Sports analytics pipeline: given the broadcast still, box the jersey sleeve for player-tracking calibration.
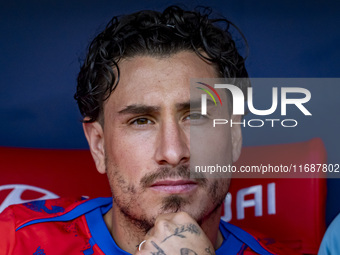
[0,207,16,255]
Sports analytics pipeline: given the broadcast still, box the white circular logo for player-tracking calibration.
[0,184,59,213]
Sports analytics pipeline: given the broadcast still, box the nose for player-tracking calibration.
[154,119,190,167]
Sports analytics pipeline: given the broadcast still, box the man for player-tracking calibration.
[0,6,294,255]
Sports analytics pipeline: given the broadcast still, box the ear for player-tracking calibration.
[83,121,106,174]
[231,115,243,163]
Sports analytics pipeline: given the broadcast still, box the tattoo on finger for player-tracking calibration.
[205,246,215,255]
[150,241,166,255]
[180,248,198,255]
[162,223,200,243]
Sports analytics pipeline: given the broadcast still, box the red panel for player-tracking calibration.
[0,147,111,199]
[227,138,327,254]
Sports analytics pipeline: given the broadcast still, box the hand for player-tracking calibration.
[134,212,215,255]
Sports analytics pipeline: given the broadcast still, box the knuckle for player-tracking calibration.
[154,216,169,226]
[175,211,191,219]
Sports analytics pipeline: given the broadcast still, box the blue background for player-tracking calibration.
[1,0,340,225]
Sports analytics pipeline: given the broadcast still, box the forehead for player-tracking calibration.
[104,51,219,111]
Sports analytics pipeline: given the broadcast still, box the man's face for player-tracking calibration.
[85,51,242,231]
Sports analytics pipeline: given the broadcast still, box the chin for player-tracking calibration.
[157,194,215,223]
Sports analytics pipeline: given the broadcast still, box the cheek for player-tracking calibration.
[104,130,157,188]
[209,178,230,200]
[210,125,232,153]
[107,168,137,196]
[191,124,233,170]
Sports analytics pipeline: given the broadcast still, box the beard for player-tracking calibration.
[106,161,230,234]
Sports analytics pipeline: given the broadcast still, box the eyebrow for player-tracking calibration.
[118,99,215,115]
[175,99,214,111]
[189,99,216,109]
[118,104,161,115]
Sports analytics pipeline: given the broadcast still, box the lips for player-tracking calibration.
[150,179,198,193]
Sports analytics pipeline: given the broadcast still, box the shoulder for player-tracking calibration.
[0,197,86,226]
[0,196,113,230]
[318,213,340,255]
[219,220,301,255]
[0,197,112,255]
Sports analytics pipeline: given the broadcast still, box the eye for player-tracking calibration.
[130,118,153,126]
[185,113,206,120]
[189,113,203,120]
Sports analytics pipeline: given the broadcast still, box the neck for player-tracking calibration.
[103,200,224,254]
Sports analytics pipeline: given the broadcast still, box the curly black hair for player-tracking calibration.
[75,5,249,123]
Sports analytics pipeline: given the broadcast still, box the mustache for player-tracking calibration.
[140,164,207,188]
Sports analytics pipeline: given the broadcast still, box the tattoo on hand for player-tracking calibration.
[205,246,214,255]
[180,248,197,255]
[162,223,200,243]
[150,241,166,255]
